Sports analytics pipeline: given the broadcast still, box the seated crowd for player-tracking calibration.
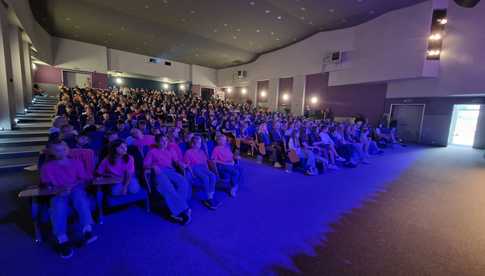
[38,85,399,258]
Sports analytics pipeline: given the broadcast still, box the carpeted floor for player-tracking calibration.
[0,146,483,275]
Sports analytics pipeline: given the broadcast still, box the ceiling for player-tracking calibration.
[30,0,427,69]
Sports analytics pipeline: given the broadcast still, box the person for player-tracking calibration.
[144,135,192,225]
[184,136,219,210]
[39,140,97,259]
[211,134,241,197]
[96,140,140,195]
[288,130,318,175]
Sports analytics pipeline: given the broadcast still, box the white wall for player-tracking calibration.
[108,49,191,81]
[54,38,108,73]
[387,0,485,98]
[191,65,217,87]
[217,1,433,88]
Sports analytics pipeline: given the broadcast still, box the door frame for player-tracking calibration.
[447,104,481,146]
[389,103,426,143]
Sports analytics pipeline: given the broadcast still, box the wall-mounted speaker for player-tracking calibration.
[454,0,480,8]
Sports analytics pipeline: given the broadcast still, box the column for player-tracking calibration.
[267,78,279,112]
[291,75,306,116]
[248,81,257,107]
[8,25,25,113]
[0,5,15,129]
[22,41,33,104]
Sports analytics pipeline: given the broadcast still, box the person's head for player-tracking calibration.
[108,139,129,164]
[76,132,89,146]
[190,136,202,149]
[106,131,119,142]
[155,134,168,149]
[47,140,70,160]
[216,134,227,146]
[130,128,143,139]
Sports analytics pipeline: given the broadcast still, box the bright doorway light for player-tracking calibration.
[449,104,480,146]
[115,77,123,85]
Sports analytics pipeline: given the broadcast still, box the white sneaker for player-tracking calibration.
[274,162,283,168]
[336,156,346,162]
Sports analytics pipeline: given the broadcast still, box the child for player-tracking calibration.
[40,140,97,259]
[184,136,219,210]
[211,135,241,197]
[96,140,140,195]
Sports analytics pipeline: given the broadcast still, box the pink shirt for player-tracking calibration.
[168,142,183,162]
[133,135,155,152]
[96,155,135,178]
[211,145,234,163]
[40,158,87,188]
[144,148,175,169]
[184,148,208,167]
[69,148,95,180]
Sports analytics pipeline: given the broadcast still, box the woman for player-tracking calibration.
[184,136,219,210]
[211,134,241,197]
[288,130,318,175]
[96,140,140,195]
[144,135,192,225]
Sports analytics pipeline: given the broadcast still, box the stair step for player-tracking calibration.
[25,110,55,115]
[30,104,56,108]
[14,123,51,130]
[0,145,44,159]
[28,107,55,111]
[16,114,53,118]
[0,137,48,147]
[0,156,38,172]
[17,118,52,123]
[0,130,48,138]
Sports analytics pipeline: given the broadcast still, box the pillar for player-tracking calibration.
[268,78,279,112]
[22,41,33,104]
[8,25,25,113]
[291,75,306,116]
[0,5,15,129]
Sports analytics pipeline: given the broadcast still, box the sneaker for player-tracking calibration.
[274,162,283,168]
[170,214,184,223]
[229,186,238,198]
[336,156,346,162]
[328,164,339,170]
[202,199,220,210]
[58,242,74,259]
[83,231,98,245]
[180,211,192,226]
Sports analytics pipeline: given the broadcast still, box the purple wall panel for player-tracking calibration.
[33,65,62,84]
[92,72,108,89]
[257,80,269,104]
[278,77,293,108]
[305,73,387,124]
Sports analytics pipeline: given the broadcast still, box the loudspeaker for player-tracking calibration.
[454,0,480,8]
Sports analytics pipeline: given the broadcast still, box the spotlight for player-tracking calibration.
[427,49,441,56]
[282,93,290,101]
[241,88,247,95]
[429,33,442,41]
[179,84,186,90]
[115,77,123,85]
[260,90,267,97]
[438,18,448,25]
[310,96,318,104]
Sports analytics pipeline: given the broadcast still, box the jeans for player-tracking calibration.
[154,168,191,216]
[111,177,141,195]
[49,186,93,241]
[216,164,241,189]
[298,149,316,169]
[192,165,216,199]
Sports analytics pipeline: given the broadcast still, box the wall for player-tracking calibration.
[33,64,62,84]
[92,72,108,89]
[108,49,191,81]
[278,77,293,110]
[191,65,217,87]
[54,38,108,73]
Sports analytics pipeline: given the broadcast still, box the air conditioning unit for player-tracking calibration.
[146,57,162,64]
[234,70,247,80]
[324,51,343,65]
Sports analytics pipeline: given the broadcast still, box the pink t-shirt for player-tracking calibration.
[144,148,175,169]
[96,155,135,178]
[133,135,155,152]
[40,158,87,188]
[211,145,234,163]
[168,142,183,162]
[184,148,208,167]
[69,148,95,180]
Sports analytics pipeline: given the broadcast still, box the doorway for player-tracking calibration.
[448,104,480,146]
[390,104,425,143]
[63,71,92,88]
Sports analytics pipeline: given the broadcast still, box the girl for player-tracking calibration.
[211,134,241,197]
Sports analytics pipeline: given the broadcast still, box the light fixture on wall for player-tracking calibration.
[162,83,170,90]
[179,84,186,90]
[429,33,442,41]
[282,93,290,101]
[260,90,267,97]
[310,96,318,104]
[32,63,37,70]
[427,49,441,57]
[115,77,123,85]
[438,18,448,25]
[227,87,233,93]
[241,88,248,95]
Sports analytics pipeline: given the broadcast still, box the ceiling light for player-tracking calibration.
[329,9,335,13]
[429,33,442,41]
[249,1,255,6]
[145,5,149,9]
[277,16,283,20]
[213,29,218,32]
[369,10,375,14]
[65,17,71,21]
[115,77,123,85]
[241,88,248,95]
[265,10,271,14]
[256,29,261,32]
[300,7,306,11]
[438,18,448,25]
[427,49,441,57]
[282,93,290,101]
[233,36,237,39]
[310,96,318,104]
[260,90,267,97]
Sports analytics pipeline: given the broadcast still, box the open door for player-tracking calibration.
[390,104,425,143]
[448,105,480,146]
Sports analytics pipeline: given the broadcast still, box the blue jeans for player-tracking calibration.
[154,168,191,216]
[111,177,141,195]
[192,165,216,199]
[216,164,241,189]
[49,186,93,241]
[298,149,316,169]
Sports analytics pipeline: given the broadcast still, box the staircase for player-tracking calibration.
[0,96,57,171]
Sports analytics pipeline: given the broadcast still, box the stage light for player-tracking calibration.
[429,33,442,41]
[162,83,169,89]
[115,77,123,85]
[282,93,290,101]
[241,88,247,95]
[310,96,318,104]
[260,90,267,97]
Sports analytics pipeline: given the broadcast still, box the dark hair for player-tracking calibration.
[190,136,201,147]
[108,139,129,165]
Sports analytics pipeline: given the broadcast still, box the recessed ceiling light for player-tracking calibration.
[213,29,218,32]
[233,36,237,39]
[236,28,241,32]
[65,17,71,21]
[276,38,280,41]
[300,7,306,11]
[224,23,228,27]
[329,9,335,13]
[277,15,283,20]
[256,29,261,32]
[145,4,149,9]
[308,21,314,25]
[300,16,305,20]
[369,10,375,14]
[162,0,168,3]
[190,10,196,14]
[270,31,275,35]
[249,1,255,6]
[265,10,271,14]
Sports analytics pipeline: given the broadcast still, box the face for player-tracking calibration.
[78,135,89,145]
[192,138,202,149]
[108,133,119,142]
[50,143,69,160]
[116,143,127,155]
[159,137,168,149]
[217,136,227,146]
